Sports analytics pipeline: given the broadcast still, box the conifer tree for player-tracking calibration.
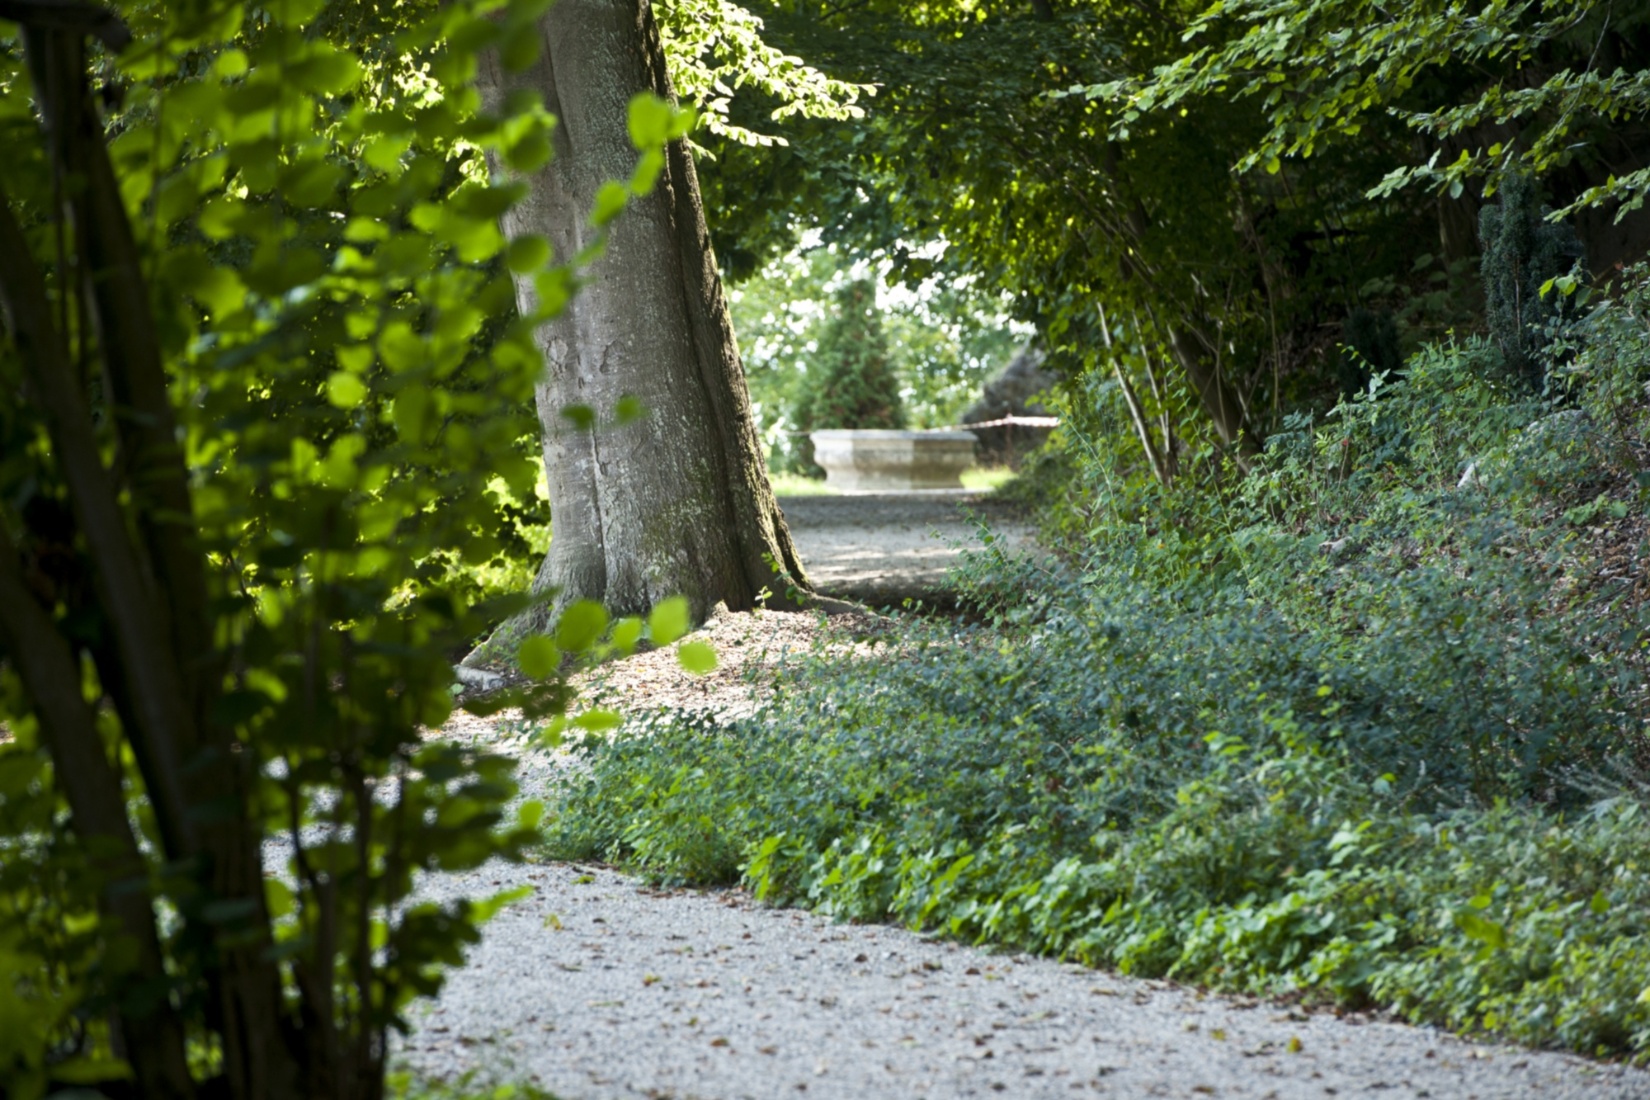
[792,279,906,471]
[1479,175,1583,391]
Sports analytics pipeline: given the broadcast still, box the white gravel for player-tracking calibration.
[781,491,1040,605]
[389,746,1650,1100]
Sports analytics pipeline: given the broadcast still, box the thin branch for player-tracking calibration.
[1098,301,1171,487]
[0,528,196,1100]
[0,183,198,862]
[24,22,216,736]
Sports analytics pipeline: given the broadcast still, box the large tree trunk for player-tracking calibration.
[474,0,813,645]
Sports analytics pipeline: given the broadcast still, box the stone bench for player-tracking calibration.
[809,429,978,491]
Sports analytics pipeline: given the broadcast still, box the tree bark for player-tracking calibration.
[1165,321,1254,458]
[5,17,297,1098]
[474,0,814,641]
[0,525,195,1100]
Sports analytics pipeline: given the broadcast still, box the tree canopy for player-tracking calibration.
[696,0,1650,468]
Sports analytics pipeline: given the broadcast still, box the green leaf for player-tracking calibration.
[501,29,541,72]
[1454,910,1507,949]
[504,128,553,173]
[337,344,373,374]
[379,323,427,373]
[518,636,561,680]
[326,372,368,409]
[391,387,431,442]
[214,48,249,78]
[287,46,362,96]
[506,235,551,274]
[649,596,691,645]
[560,404,596,430]
[265,879,296,920]
[361,134,410,174]
[591,180,629,227]
[534,717,568,750]
[629,148,665,195]
[190,265,248,318]
[614,395,646,424]
[556,600,609,652]
[517,800,545,830]
[533,267,576,318]
[627,94,677,148]
[677,640,717,675]
[610,616,644,653]
[471,885,533,923]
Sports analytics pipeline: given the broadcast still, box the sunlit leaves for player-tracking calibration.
[629,148,665,194]
[648,596,692,646]
[590,180,630,226]
[610,616,645,653]
[282,42,361,96]
[1114,0,1650,216]
[656,0,872,146]
[506,235,551,273]
[677,640,718,674]
[325,372,368,409]
[518,636,562,679]
[0,0,615,1084]
[555,601,610,653]
[627,94,694,148]
[573,708,622,731]
[0,0,725,1083]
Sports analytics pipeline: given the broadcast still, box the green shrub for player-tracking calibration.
[1338,307,1403,395]
[548,645,1650,1057]
[545,303,1650,1059]
[0,4,680,1094]
[1555,262,1650,463]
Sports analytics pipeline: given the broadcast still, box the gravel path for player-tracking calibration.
[394,860,1649,1100]
[780,491,1039,606]
[390,725,1650,1100]
[404,544,1650,1100]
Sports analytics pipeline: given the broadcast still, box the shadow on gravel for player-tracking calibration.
[779,490,1037,612]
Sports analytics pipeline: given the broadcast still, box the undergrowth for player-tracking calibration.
[543,272,1650,1061]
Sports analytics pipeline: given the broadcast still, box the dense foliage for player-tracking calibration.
[1479,172,1584,391]
[543,266,1650,1059]
[0,2,694,1096]
[700,0,1650,472]
[1116,0,1650,221]
[5,0,1648,1091]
